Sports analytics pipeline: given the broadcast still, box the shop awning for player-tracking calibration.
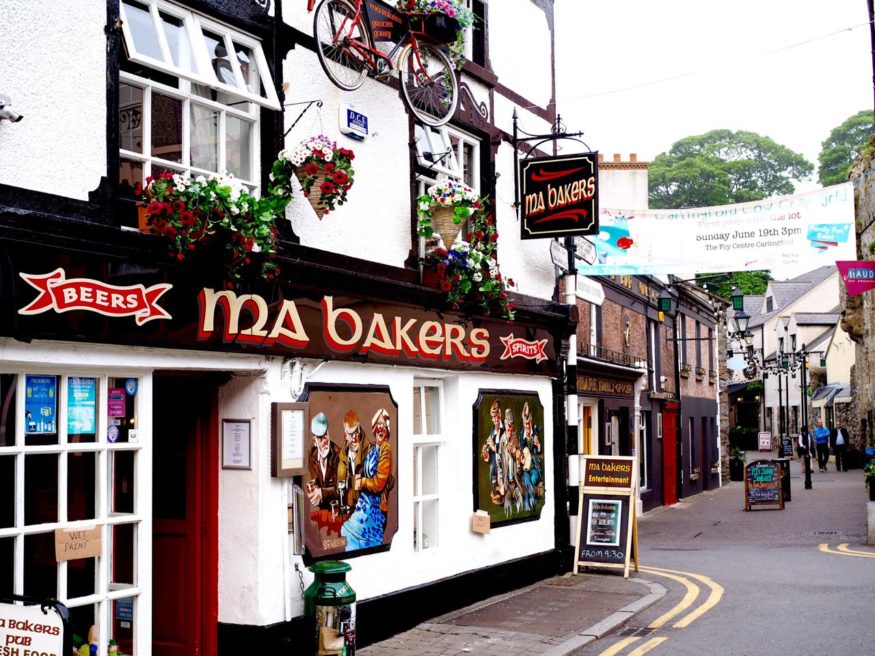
[811,382,852,408]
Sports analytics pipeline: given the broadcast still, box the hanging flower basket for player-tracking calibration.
[272,136,355,219]
[138,172,287,287]
[397,0,474,69]
[417,178,480,247]
[422,13,461,44]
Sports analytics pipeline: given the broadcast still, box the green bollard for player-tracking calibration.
[304,560,356,655]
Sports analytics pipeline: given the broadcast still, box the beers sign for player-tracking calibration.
[520,153,599,239]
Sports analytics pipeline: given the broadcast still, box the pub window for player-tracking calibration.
[117,0,278,223]
[694,321,702,368]
[707,326,714,373]
[412,380,444,552]
[0,372,145,656]
[688,417,696,475]
[679,314,687,365]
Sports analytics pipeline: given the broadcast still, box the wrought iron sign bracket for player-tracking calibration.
[283,99,324,137]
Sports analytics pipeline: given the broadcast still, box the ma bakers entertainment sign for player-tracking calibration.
[14,269,556,375]
[520,153,599,239]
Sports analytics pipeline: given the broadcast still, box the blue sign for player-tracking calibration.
[340,106,369,140]
[67,377,96,434]
[25,375,57,434]
[807,223,850,244]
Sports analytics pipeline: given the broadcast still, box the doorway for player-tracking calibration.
[152,374,219,656]
[662,408,678,505]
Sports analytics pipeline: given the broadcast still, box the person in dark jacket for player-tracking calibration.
[830,419,851,472]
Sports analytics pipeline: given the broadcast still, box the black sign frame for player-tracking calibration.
[519,153,599,240]
[744,459,784,511]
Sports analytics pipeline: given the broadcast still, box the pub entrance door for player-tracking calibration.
[152,374,219,656]
[662,406,678,505]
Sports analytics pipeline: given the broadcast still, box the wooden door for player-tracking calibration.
[662,409,678,505]
[152,375,218,656]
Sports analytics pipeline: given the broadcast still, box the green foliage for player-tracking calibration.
[694,270,771,300]
[649,129,814,209]
[729,447,746,463]
[864,462,875,488]
[817,110,875,187]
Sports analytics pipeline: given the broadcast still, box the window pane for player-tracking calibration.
[123,0,162,61]
[108,378,139,444]
[120,84,144,154]
[412,387,422,434]
[111,524,136,585]
[0,456,12,528]
[68,452,97,521]
[191,104,218,172]
[25,374,58,445]
[160,11,194,74]
[203,30,237,87]
[25,454,58,525]
[112,598,136,655]
[68,377,98,443]
[111,451,136,514]
[424,387,440,434]
[0,537,12,596]
[226,115,252,180]
[0,373,17,447]
[232,42,259,94]
[67,551,97,598]
[69,605,97,654]
[420,498,437,549]
[151,93,183,163]
[463,142,476,188]
[23,532,56,598]
[420,444,438,495]
[120,158,144,203]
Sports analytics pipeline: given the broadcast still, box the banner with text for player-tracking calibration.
[585,184,855,275]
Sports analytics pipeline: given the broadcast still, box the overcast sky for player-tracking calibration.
[554,0,873,188]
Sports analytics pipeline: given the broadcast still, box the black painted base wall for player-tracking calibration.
[217,548,567,653]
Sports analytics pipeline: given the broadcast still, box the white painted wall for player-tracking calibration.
[0,1,106,199]
[826,323,854,385]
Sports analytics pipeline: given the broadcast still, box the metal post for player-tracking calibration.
[801,348,812,489]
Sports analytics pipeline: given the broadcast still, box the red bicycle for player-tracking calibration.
[307,0,459,126]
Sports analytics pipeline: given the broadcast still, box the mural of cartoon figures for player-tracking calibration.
[337,410,369,514]
[342,408,394,550]
[475,392,545,526]
[307,412,340,510]
[480,400,506,505]
[519,401,542,511]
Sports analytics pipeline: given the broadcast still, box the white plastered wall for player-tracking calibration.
[0,1,106,199]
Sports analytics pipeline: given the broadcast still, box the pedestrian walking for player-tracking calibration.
[830,419,850,472]
[813,419,830,472]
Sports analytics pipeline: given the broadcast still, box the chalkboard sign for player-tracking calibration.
[780,435,793,458]
[744,460,783,511]
[576,492,632,566]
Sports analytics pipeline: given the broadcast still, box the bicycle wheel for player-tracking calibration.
[398,42,459,126]
[314,0,371,91]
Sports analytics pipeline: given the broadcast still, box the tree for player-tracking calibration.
[817,110,874,187]
[649,129,814,209]
[695,271,771,300]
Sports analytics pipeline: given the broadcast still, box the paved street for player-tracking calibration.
[362,455,874,655]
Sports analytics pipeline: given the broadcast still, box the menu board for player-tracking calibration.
[744,460,783,511]
[578,494,630,566]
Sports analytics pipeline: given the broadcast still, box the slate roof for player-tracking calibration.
[748,265,836,328]
[794,312,841,325]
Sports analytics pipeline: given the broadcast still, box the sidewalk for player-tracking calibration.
[358,571,665,656]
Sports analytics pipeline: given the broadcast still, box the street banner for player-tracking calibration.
[836,260,875,296]
[585,183,855,275]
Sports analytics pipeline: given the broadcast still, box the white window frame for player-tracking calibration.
[639,411,648,491]
[119,0,280,110]
[0,370,150,656]
[412,379,444,553]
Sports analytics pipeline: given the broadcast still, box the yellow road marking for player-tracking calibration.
[638,566,699,629]
[642,565,724,628]
[836,543,875,558]
[598,636,641,656]
[628,636,669,656]
[819,542,875,558]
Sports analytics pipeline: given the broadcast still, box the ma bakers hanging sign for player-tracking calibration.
[520,153,599,239]
[12,268,556,375]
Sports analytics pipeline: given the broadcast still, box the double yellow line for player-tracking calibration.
[597,566,724,656]
[819,543,875,558]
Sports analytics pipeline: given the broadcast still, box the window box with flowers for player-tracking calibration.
[416,178,481,247]
[272,135,355,219]
[419,205,515,320]
[397,0,475,70]
[139,172,287,287]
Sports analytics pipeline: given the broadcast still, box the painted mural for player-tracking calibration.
[303,386,398,558]
[474,391,545,526]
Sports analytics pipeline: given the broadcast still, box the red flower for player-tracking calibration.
[332,170,348,185]
[338,147,355,160]
[134,182,143,196]
[304,162,320,176]
[320,180,336,195]
[617,236,634,250]
[324,162,336,173]
[440,280,453,292]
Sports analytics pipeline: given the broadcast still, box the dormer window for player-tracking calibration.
[766,296,774,312]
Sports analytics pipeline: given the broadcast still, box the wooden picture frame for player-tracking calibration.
[222,419,252,470]
[272,402,309,477]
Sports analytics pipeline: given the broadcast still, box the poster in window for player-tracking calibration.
[473,390,545,527]
[299,385,398,559]
[67,377,97,434]
[24,375,57,434]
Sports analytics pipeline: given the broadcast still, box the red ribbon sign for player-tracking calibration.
[499,333,548,363]
[19,268,172,325]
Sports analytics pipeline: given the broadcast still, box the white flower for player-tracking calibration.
[472,272,483,282]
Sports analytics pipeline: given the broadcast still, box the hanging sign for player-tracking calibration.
[574,455,639,578]
[520,153,599,239]
[836,260,875,296]
[364,0,405,42]
[0,601,64,655]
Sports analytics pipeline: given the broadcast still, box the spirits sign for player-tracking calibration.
[520,153,599,239]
